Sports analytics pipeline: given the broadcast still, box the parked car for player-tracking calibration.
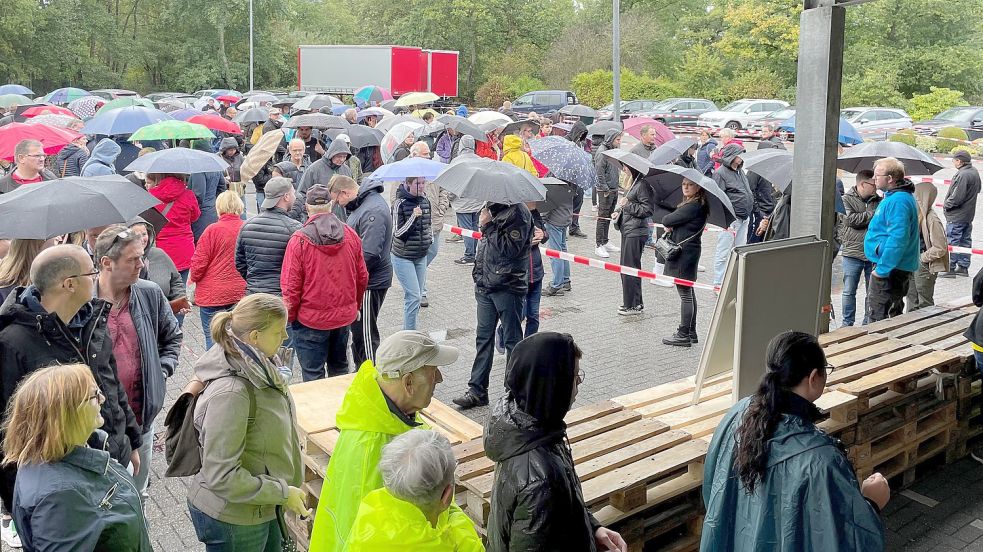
[747,107,796,138]
[145,92,184,102]
[511,90,578,115]
[913,106,983,141]
[841,107,912,140]
[597,99,661,121]
[697,99,790,131]
[639,98,718,127]
[90,89,140,100]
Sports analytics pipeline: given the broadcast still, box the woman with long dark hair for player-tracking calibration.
[661,178,708,347]
[701,331,889,551]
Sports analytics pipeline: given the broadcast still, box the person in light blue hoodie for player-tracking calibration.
[863,156,919,322]
[79,138,121,177]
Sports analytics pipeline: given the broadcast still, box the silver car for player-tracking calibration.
[841,107,912,140]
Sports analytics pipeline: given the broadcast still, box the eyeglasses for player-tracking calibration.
[68,269,100,280]
[24,153,46,159]
[87,388,105,402]
[824,363,835,377]
[872,173,889,179]
[576,368,586,385]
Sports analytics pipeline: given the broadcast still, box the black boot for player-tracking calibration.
[663,331,692,347]
[689,329,699,344]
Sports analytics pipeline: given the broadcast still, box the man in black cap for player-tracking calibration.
[940,150,981,278]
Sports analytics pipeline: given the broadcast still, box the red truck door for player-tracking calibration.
[428,51,459,97]
[390,46,423,95]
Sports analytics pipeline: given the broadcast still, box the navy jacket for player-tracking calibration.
[345,182,394,290]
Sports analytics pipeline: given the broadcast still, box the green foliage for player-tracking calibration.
[950,145,977,158]
[937,126,970,152]
[723,69,786,105]
[476,75,544,107]
[908,87,970,121]
[840,67,908,109]
[915,135,939,152]
[889,129,918,147]
[571,68,682,108]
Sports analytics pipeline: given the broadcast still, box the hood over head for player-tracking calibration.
[219,137,239,153]
[191,139,213,153]
[458,134,476,155]
[348,180,384,212]
[503,134,524,152]
[87,138,121,166]
[456,104,469,117]
[300,212,345,247]
[151,175,189,203]
[273,161,300,183]
[325,137,351,167]
[127,215,158,248]
[602,129,623,148]
[913,180,937,214]
[719,143,745,168]
[567,121,588,144]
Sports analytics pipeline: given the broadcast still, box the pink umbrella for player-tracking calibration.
[622,117,675,145]
[0,123,82,161]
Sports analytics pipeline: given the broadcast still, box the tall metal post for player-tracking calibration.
[249,0,254,91]
[612,0,621,117]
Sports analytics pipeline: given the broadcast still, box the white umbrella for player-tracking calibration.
[380,121,425,163]
[469,111,513,126]
[395,92,439,107]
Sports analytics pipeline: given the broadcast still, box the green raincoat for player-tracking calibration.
[701,396,885,551]
[345,488,484,552]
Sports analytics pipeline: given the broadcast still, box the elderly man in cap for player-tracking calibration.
[345,430,483,551]
[235,177,301,296]
[309,330,458,552]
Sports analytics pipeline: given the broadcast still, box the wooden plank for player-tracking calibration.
[819,325,867,346]
[827,345,928,386]
[612,373,731,411]
[826,338,908,369]
[863,305,948,334]
[290,374,356,436]
[932,333,972,354]
[839,350,962,399]
[906,314,976,347]
[629,380,733,419]
[565,400,624,426]
[816,390,859,424]
[593,472,702,527]
[580,439,708,507]
[422,399,484,441]
[680,414,725,440]
[570,419,669,463]
[823,333,887,357]
[452,438,486,464]
[647,395,733,429]
[942,296,976,309]
[567,410,642,442]
[308,429,339,457]
[576,430,693,482]
[885,310,967,339]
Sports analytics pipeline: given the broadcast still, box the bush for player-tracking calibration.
[937,126,970,152]
[889,129,917,146]
[908,87,969,121]
[950,145,977,158]
[723,68,785,105]
[475,75,546,108]
[571,68,682,108]
[914,135,939,153]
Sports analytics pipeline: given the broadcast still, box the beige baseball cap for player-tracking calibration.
[376,330,459,379]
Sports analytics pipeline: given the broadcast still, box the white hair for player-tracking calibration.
[719,128,736,140]
[379,430,455,509]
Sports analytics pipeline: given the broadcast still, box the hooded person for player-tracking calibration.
[592,129,623,257]
[906,181,949,310]
[501,134,537,176]
[273,161,302,188]
[293,138,353,222]
[485,332,626,551]
[54,137,90,178]
[147,174,201,275]
[80,138,122,177]
[565,121,591,239]
[456,104,468,118]
[711,143,754,286]
[219,136,244,183]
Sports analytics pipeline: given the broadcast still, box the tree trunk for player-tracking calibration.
[216,23,231,88]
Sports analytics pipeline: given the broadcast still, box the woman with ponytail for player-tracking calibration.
[700,331,889,551]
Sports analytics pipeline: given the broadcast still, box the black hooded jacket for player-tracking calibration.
[345,182,394,290]
[485,332,601,552]
[473,203,533,295]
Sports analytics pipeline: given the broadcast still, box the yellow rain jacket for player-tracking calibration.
[501,135,538,177]
[345,488,484,552]
[309,361,428,552]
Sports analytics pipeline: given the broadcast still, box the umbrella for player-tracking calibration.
[648,165,736,229]
[468,111,513,126]
[96,97,155,114]
[0,175,160,239]
[327,105,350,116]
[559,104,599,118]
[503,119,540,137]
[24,114,79,128]
[536,177,577,215]
[395,92,439,107]
[234,107,270,125]
[380,121,425,163]
[527,136,597,191]
[124,147,230,174]
[742,149,794,192]
[550,122,572,137]
[157,98,194,112]
[324,126,383,149]
[215,94,240,103]
[207,89,241,99]
[43,87,90,105]
[272,97,297,108]
[587,120,623,137]
[186,114,242,135]
[353,86,393,107]
[128,120,214,142]
[82,106,173,136]
[22,105,76,119]
[0,85,32,95]
[367,157,448,182]
[377,114,420,133]
[413,108,441,120]
[240,130,284,183]
[836,141,944,175]
[357,107,392,121]
[285,113,350,130]
[601,149,655,176]
[0,94,32,109]
[479,120,508,134]
[67,96,105,118]
[433,158,547,205]
[380,99,398,112]
[169,108,206,121]
[237,93,277,106]
[0,123,82,161]
[622,118,674,144]
[437,115,487,142]
[778,115,862,146]
[648,137,698,166]
[292,94,344,112]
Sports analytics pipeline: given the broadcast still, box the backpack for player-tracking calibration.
[163,374,256,477]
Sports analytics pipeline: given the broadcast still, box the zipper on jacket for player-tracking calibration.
[108,461,151,533]
[98,483,118,510]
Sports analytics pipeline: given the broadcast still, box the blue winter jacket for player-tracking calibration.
[80,138,121,177]
[864,179,919,277]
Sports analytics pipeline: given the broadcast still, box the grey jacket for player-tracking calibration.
[0,168,56,194]
[543,181,578,227]
[593,130,622,192]
[943,164,982,224]
[128,216,186,301]
[630,141,656,158]
[839,187,881,261]
[292,139,353,222]
[14,432,152,552]
[712,144,753,220]
[188,343,303,526]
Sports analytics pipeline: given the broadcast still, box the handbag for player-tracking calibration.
[655,226,705,263]
[276,506,300,552]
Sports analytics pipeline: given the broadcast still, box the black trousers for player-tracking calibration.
[677,284,697,333]
[351,288,388,368]
[571,187,585,231]
[596,191,618,246]
[867,269,911,323]
[621,234,646,308]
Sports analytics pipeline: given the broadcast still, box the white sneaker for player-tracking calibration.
[698,264,706,272]
[595,246,610,258]
[650,278,673,287]
[2,518,22,548]
[604,242,620,252]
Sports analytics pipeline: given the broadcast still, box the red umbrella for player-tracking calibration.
[187,114,242,135]
[21,105,77,119]
[622,117,675,145]
[214,95,240,103]
[0,122,82,161]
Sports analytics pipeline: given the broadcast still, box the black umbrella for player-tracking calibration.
[0,175,160,239]
[559,104,599,118]
[324,126,384,149]
[648,137,698,166]
[743,149,794,192]
[437,115,488,142]
[432,158,547,205]
[601,149,654,177]
[503,119,540,137]
[285,113,350,130]
[291,94,343,112]
[647,165,736,229]
[587,120,623,137]
[271,97,296,108]
[234,107,269,125]
[837,141,944,175]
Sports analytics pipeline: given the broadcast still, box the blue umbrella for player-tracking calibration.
[43,87,90,105]
[124,147,230,174]
[778,116,863,146]
[366,157,448,182]
[169,108,207,121]
[81,106,173,136]
[0,84,33,95]
[330,105,350,116]
[527,136,597,191]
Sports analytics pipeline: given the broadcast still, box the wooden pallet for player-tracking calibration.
[611,491,703,552]
[855,402,955,481]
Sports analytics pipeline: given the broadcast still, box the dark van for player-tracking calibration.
[511,90,578,115]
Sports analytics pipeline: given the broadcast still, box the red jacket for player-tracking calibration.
[476,135,499,160]
[150,176,201,270]
[281,213,369,330]
[189,213,247,307]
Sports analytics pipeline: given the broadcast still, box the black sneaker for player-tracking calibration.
[689,331,699,344]
[445,234,464,243]
[663,331,692,347]
[939,271,957,279]
[956,266,970,277]
[569,228,588,238]
[562,281,572,291]
[454,257,475,265]
[543,285,565,297]
[453,391,489,410]
[420,296,429,308]
[618,305,644,316]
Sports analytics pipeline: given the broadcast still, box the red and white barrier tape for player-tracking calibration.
[443,224,720,291]
[573,212,733,234]
[948,245,983,256]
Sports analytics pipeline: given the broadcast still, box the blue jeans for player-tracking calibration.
[133,426,154,498]
[290,321,350,381]
[189,502,282,552]
[391,254,427,330]
[177,269,190,327]
[255,191,266,215]
[497,279,543,342]
[713,218,749,286]
[947,221,973,269]
[544,223,569,290]
[468,289,524,400]
[423,233,440,297]
[199,304,235,350]
[458,212,480,260]
[841,256,873,327]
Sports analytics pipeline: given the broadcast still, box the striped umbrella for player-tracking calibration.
[353,85,393,107]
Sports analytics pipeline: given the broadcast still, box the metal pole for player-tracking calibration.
[249,0,254,91]
[612,0,620,118]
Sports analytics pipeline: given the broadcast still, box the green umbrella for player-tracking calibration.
[97,97,155,114]
[128,120,214,142]
[0,94,31,108]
